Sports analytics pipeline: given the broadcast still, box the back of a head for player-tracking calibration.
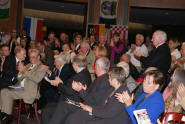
[96,57,110,73]
[72,54,87,68]
[108,67,126,85]
[97,46,107,57]
[117,61,129,77]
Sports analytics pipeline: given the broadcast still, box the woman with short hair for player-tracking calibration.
[115,69,165,124]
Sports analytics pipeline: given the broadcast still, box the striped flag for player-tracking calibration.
[24,17,43,40]
[110,25,128,41]
[88,24,105,38]
[0,0,11,19]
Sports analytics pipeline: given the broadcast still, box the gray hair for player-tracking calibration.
[117,61,129,77]
[14,48,25,55]
[108,67,126,84]
[96,57,110,72]
[30,49,40,56]
[80,40,90,48]
[54,55,66,65]
[155,30,167,42]
[72,54,87,68]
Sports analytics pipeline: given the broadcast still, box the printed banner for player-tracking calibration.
[88,24,106,39]
[0,0,10,19]
[100,0,118,19]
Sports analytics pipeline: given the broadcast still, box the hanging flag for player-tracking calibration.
[110,25,128,41]
[0,0,11,19]
[24,17,43,40]
[100,0,118,28]
[88,24,105,39]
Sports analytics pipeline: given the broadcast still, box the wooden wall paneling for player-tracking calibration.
[92,0,100,24]
[117,0,124,25]
[129,0,185,9]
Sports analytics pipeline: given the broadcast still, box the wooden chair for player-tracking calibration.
[161,112,185,124]
[12,83,41,124]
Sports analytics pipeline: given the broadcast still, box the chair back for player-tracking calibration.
[162,112,185,124]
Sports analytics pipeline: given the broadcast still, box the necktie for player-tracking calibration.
[56,69,60,77]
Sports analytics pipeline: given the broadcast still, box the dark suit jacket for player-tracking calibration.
[129,62,139,80]
[8,40,16,55]
[79,73,112,106]
[44,47,54,70]
[140,43,171,75]
[0,55,18,88]
[91,85,130,124]
[65,85,130,124]
[58,68,92,102]
[40,64,75,104]
[48,64,75,83]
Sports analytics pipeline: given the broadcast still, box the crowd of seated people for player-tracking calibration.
[0,28,184,124]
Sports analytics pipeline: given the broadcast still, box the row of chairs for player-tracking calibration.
[10,82,185,124]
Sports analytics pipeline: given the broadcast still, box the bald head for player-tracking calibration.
[120,54,130,64]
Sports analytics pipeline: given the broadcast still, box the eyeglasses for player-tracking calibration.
[30,56,37,59]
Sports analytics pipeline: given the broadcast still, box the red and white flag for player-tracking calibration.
[110,25,128,41]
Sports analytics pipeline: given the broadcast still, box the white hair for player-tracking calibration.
[54,55,66,64]
[117,61,129,77]
[96,57,110,72]
[155,30,167,42]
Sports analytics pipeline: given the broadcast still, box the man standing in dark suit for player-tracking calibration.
[0,48,26,89]
[40,54,91,124]
[134,30,171,76]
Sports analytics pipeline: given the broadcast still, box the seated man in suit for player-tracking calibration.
[0,45,10,74]
[0,49,46,124]
[79,40,95,81]
[0,48,26,89]
[41,57,112,124]
[39,55,75,107]
[40,54,91,124]
[64,67,130,124]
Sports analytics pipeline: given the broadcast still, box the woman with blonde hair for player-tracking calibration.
[89,46,107,73]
